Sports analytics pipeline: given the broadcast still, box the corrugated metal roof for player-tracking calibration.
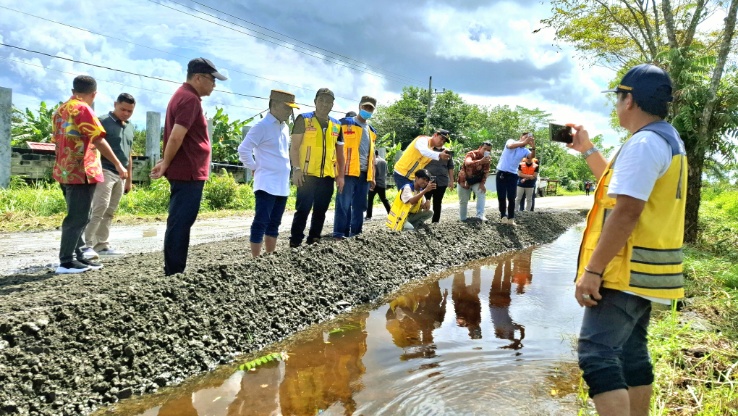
[24,142,56,153]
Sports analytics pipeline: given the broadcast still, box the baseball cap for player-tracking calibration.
[315,88,335,99]
[415,169,431,180]
[359,95,377,109]
[435,128,450,141]
[270,90,299,109]
[602,64,673,105]
[187,58,228,81]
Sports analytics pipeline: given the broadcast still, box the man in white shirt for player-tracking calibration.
[495,133,535,225]
[238,90,298,257]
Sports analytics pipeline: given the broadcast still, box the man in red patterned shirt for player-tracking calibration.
[53,75,128,274]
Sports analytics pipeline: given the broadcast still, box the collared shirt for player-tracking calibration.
[496,139,531,174]
[164,83,210,181]
[99,111,134,172]
[238,112,291,196]
[353,116,371,171]
[374,156,388,188]
[459,148,490,183]
[52,96,106,184]
[424,147,455,187]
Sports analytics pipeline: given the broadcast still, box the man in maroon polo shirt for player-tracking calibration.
[150,57,227,276]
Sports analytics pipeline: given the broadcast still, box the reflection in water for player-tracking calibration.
[452,270,482,339]
[490,257,526,350]
[121,228,587,416]
[279,313,368,415]
[385,281,448,360]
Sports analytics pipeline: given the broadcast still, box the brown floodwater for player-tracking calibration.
[104,225,586,416]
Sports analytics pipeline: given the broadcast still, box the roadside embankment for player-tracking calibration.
[0,210,584,415]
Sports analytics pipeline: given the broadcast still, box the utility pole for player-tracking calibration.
[426,76,432,134]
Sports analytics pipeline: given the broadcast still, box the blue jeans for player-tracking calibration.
[164,180,204,276]
[290,175,335,246]
[251,190,288,244]
[333,172,369,238]
[578,288,654,398]
[496,171,518,219]
[393,171,413,192]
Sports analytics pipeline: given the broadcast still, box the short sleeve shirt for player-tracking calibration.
[164,83,210,181]
[496,139,531,174]
[99,112,133,172]
[424,147,455,187]
[608,131,672,201]
[52,96,106,184]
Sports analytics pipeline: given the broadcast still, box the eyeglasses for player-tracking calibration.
[199,74,216,84]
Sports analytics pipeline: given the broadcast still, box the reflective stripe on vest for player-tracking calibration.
[395,136,433,179]
[298,112,340,178]
[576,121,687,299]
[340,118,375,181]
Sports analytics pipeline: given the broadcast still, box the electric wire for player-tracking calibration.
[147,0,423,86]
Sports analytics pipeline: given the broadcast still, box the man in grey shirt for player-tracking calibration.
[83,93,136,258]
[366,150,391,220]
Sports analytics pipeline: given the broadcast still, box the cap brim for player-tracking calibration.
[360,102,376,109]
[287,103,300,109]
[601,88,618,93]
[212,71,228,81]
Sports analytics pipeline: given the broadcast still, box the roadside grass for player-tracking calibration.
[575,188,738,415]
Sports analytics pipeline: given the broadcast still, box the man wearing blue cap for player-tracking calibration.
[569,64,687,415]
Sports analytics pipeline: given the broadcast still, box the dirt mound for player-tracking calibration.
[0,210,583,415]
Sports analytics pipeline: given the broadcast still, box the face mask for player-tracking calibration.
[359,109,373,120]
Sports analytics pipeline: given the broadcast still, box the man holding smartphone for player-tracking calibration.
[495,133,535,225]
[571,64,686,416]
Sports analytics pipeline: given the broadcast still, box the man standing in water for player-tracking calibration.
[572,64,686,416]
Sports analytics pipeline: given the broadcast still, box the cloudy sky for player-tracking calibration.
[0,0,629,144]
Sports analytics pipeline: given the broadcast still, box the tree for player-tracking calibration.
[10,101,59,146]
[372,86,428,147]
[542,0,738,242]
[210,107,252,164]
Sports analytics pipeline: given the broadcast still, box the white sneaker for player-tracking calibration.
[97,247,126,256]
[479,215,487,221]
[81,247,99,260]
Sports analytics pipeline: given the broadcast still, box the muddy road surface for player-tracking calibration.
[0,207,585,415]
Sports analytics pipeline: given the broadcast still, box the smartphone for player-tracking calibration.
[549,123,573,144]
[429,175,436,182]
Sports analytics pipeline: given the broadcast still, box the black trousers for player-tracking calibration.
[59,183,96,263]
[366,185,391,218]
[423,185,448,223]
[164,180,205,276]
[290,175,335,246]
[496,171,519,219]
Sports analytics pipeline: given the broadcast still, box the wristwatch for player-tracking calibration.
[581,147,599,159]
[292,166,301,171]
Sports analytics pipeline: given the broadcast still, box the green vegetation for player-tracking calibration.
[575,188,738,415]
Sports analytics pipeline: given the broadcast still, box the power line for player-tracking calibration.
[0,5,361,103]
[147,0,423,86]
[183,0,425,85]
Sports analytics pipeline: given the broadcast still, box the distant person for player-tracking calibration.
[423,143,455,222]
[458,142,492,221]
[572,64,686,416]
[515,154,538,211]
[333,96,377,239]
[151,57,227,275]
[386,169,435,231]
[585,181,592,196]
[83,93,136,259]
[52,75,128,274]
[239,90,298,257]
[365,150,391,221]
[496,132,535,225]
[288,88,345,247]
[393,129,452,190]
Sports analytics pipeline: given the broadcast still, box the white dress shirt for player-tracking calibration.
[238,112,291,196]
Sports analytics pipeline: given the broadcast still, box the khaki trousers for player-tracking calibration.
[84,169,124,251]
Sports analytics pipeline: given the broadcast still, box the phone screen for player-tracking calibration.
[549,123,573,144]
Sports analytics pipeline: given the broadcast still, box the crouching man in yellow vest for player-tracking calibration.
[569,64,687,416]
[386,169,436,231]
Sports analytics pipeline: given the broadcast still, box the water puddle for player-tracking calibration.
[102,225,586,415]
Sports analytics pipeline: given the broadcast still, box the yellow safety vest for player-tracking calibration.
[340,118,375,181]
[297,112,341,178]
[577,122,687,300]
[394,136,434,180]
[386,184,423,231]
